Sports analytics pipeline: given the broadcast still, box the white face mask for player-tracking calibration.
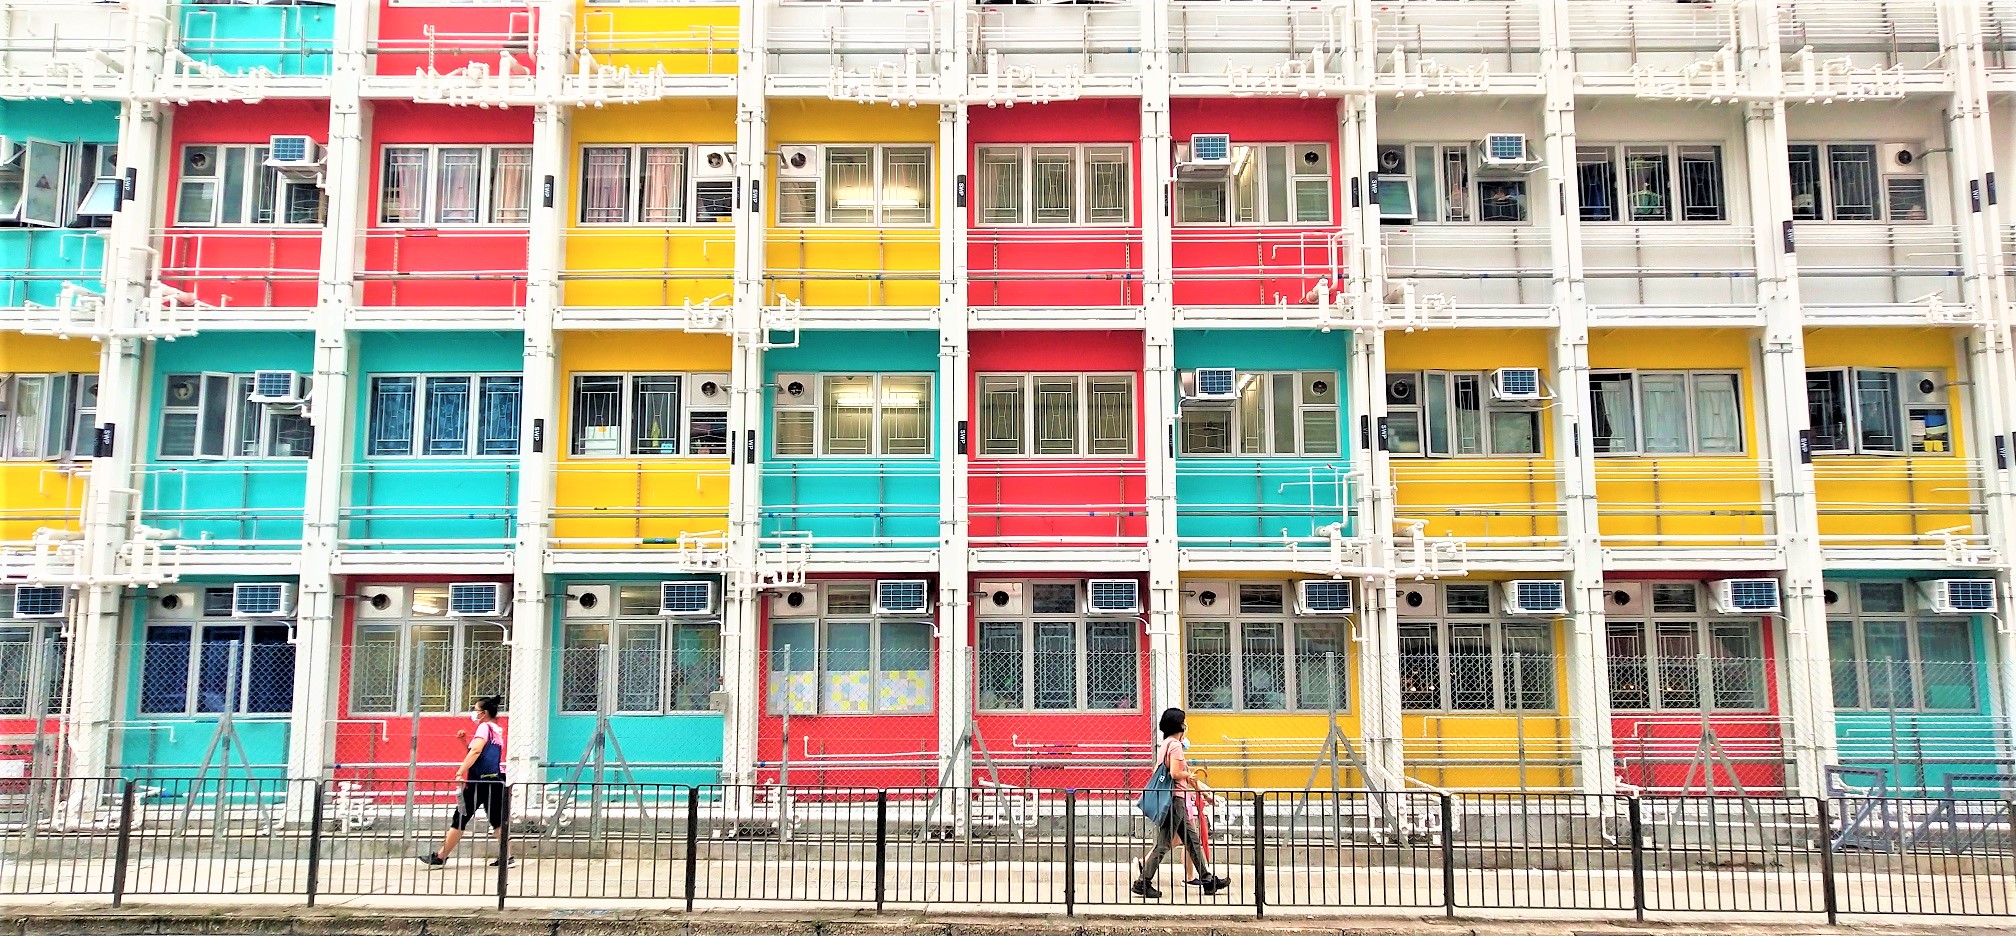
[470,712,482,724]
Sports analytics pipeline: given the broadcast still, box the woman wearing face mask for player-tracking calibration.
[1133,707,1227,898]
[1137,732,1216,887]
[420,696,511,868]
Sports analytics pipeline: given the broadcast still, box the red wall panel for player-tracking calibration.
[160,103,331,309]
[375,1,538,78]
[968,100,1145,308]
[362,105,533,308]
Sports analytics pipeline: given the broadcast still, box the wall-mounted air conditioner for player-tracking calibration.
[1478,133,1529,166]
[1296,580,1355,615]
[1491,367,1542,402]
[1501,579,1566,615]
[249,370,304,405]
[12,586,68,619]
[231,582,295,618]
[1183,368,1239,402]
[874,580,932,615]
[447,582,507,617]
[1711,578,1781,614]
[1086,579,1141,615]
[974,582,1025,617]
[1186,134,1232,167]
[266,135,323,169]
[1918,579,1996,614]
[660,581,718,617]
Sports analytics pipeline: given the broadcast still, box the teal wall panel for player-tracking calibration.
[0,101,119,307]
[174,2,335,77]
[142,333,314,544]
[119,579,297,780]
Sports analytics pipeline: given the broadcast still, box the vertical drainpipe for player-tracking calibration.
[502,0,572,789]
[937,0,972,788]
[1742,0,1833,798]
[70,0,172,787]
[1140,0,1179,720]
[724,0,770,788]
[1538,0,1615,795]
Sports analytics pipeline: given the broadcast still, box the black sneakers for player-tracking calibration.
[1130,879,1163,899]
[1202,875,1229,896]
[489,856,517,868]
[418,852,445,868]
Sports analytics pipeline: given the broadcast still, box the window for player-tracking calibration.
[1385,371,1543,458]
[172,144,324,226]
[977,582,1139,711]
[975,145,1130,226]
[1587,371,1743,455]
[366,374,521,457]
[766,584,932,715]
[1806,367,1949,455]
[157,373,314,460]
[1401,143,1528,224]
[570,373,729,457]
[0,139,117,229]
[976,373,1135,458]
[1788,143,1930,223]
[1828,581,1977,712]
[1179,370,1339,457]
[771,373,932,458]
[1576,144,1725,223]
[380,145,532,226]
[773,144,932,226]
[578,144,737,225]
[1184,582,1346,712]
[1175,143,1331,225]
[0,589,67,718]
[1605,583,1765,712]
[348,589,510,715]
[1397,584,1553,712]
[139,615,295,716]
[1,373,96,461]
[558,585,720,714]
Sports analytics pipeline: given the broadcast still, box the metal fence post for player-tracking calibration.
[495,800,511,911]
[1252,792,1266,917]
[1815,797,1838,925]
[684,786,701,912]
[1627,796,1647,922]
[874,790,888,911]
[1440,793,1456,918]
[305,780,326,907]
[110,780,136,908]
[1063,790,1077,916]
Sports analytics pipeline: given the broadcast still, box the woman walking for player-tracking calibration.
[419,696,511,868]
[1134,707,1227,898]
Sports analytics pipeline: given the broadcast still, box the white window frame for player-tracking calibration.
[576,144,738,226]
[365,373,522,458]
[349,609,511,716]
[1182,582,1348,713]
[171,144,325,228]
[0,373,95,461]
[975,581,1141,713]
[1806,366,1951,456]
[1396,583,1555,712]
[1575,143,1728,224]
[379,144,533,227]
[569,372,728,458]
[0,139,117,230]
[1177,369,1341,457]
[1586,369,1745,456]
[558,584,721,715]
[1788,142,1931,224]
[773,144,934,227]
[137,618,296,717]
[1385,370,1544,459]
[975,372,1136,459]
[1395,142,1531,225]
[1826,580,1978,713]
[770,372,934,459]
[973,144,1132,227]
[1173,142,1333,227]
[157,372,314,461]
[766,584,935,717]
[0,592,67,718]
[1604,583,1767,713]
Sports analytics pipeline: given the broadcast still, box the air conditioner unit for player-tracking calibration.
[778,145,819,179]
[1604,582,1646,613]
[1918,578,1996,614]
[1296,580,1356,615]
[873,580,932,615]
[447,582,507,617]
[1903,370,1947,406]
[769,587,818,617]
[153,586,201,619]
[1881,143,1924,172]
[1491,367,1542,402]
[974,582,1025,617]
[266,135,322,169]
[694,146,736,180]
[248,370,304,404]
[356,584,407,619]
[1478,133,1530,166]
[12,586,68,619]
[689,373,731,406]
[1186,368,1239,402]
[775,373,814,401]
[231,582,295,618]
[1086,579,1142,615]
[1395,582,1437,617]
[1183,581,1230,617]
[1187,134,1232,167]
[1712,578,1782,614]
[1501,579,1567,615]
[660,581,718,617]
[564,584,611,618]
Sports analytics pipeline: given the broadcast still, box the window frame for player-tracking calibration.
[347,609,511,716]
[379,144,534,228]
[975,581,1141,713]
[1788,141,1931,224]
[1586,369,1746,457]
[576,143,738,226]
[171,143,325,228]
[1826,580,1979,713]
[1396,583,1556,712]
[769,371,935,459]
[137,619,296,717]
[973,143,1133,227]
[1604,583,1768,713]
[1396,142,1531,226]
[0,373,96,462]
[365,372,522,459]
[1384,370,1544,459]
[765,584,936,717]
[1177,369,1342,458]
[974,372,1137,459]
[772,144,936,228]
[568,372,730,458]
[1182,582,1348,713]
[1806,366,1952,456]
[0,596,67,719]
[0,139,118,230]
[1173,142,1333,227]
[156,372,314,461]
[1575,143,1728,225]
[557,587,721,716]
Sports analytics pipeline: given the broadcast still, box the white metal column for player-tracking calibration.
[936,0,972,787]
[1140,0,1180,719]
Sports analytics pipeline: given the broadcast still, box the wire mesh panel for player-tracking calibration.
[1446,793,1634,911]
[122,777,312,896]
[0,778,124,895]
[1640,796,1825,913]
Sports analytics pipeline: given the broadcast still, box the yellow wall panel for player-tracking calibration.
[564,103,739,309]
[1805,327,1976,546]
[0,335,97,543]
[575,3,739,76]
[765,104,942,307]
[1401,623,1575,790]
[0,334,100,372]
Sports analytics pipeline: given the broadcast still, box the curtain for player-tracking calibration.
[381,147,428,224]
[638,147,685,224]
[1638,373,1689,453]
[1692,373,1742,453]
[489,148,533,224]
[580,147,631,224]
[435,148,483,224]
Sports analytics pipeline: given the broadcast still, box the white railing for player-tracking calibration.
[1374,0,1544,85]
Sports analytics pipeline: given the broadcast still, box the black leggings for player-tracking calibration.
[451,776,507,831]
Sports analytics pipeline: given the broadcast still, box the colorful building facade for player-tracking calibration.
[5,0,2016,799]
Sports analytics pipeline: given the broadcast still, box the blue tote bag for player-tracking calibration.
[1137,761,1173,823]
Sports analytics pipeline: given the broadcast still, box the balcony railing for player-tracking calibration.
[970,2,1139,88]
[1169,2,1349,91]
[1173,461,1357,550]
[1392,460,1569,553]
[1170,228,1347,308]
[0,1,130,99]
[1581,224,1759,313]
[1814,456,1988,554]
[154,228,326,312]
[550,462,732,551]
[1567,0,1742,80]
[1794,224,1964,311]
[138,463,309,549]
[356,229,531,314]
[1594,458,1775,550]
[759,462,940,550]
[967,229,1145,308]
[336,463,520,550]
[1373,0,1545,90]
[1381,226,1554,312]
[968,462,1148,550]
[1777,0,1944,74]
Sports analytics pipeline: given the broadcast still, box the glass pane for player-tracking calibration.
[978,375,1024,455]
[199,373,232,458]
[1412,145,1439,223]
[1787,144,1824,220]
[244,625,295,713]
[977,148,1023,225]
[350,625,402,713]
[1855,369,1904,453]
[1263,146,1290,222]
[1577,146,1617,222]
[1625,147,1671,222]
[1502,625,1553,710]
[1488,409,1538,455]
[821,375,874,456]
[1692,373,1742,453]
[825,148,874,225]
[1708,623,1762,709]
[489,148,533,224]
[1677,145,1725,221]
[1919,620,1976,710]
[1423,371,1450,456]
[1271,373,1296,454]
[572,375,624,456]
[879,375,931,456]
[477,376,521,456]
[1086,621,1136,709]
[435,147,483,224]
[1294,623,1344,710]
[1863,620,1914,708]
[1030,147,1074,224]
[422,376,472,456]
[1187,623,1233,710]
[1033,377,1079,456]
[1589,373,1637,454]
[139,626,192,714]
[1607,624,1649,710]
[630,374,682,455]
[1638,373,1689,454]
[1085,146,1129,223]
[1654,622,1700,709]
[1453,374,1484,456]
[581,147,632,223]
[1088,377,1133,455]
[462,625,510,711]
[877,621,932,713]
[1827,144,1879,221]
[1241,621,1287,710]
[1806,370,1851,451]
[1448,624,1493,709]
[1478,179,1526,222]
[1441,148,1470,222]
[978,621,1024,710]
[381,147,429,224]
[1398,624,1441,709]
[1032,621,1077,709]
[881,147,931,224]
[1885,176,1929,221]
[774,409,814,457]
[1175,179,1227,224]
[1180,407,1230,456]
[638,147,686,224]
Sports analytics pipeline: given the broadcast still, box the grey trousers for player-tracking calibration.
[1139,799,1211,882]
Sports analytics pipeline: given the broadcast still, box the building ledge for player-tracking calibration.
[1600,545,1785,572]
[970,547,1149,572]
